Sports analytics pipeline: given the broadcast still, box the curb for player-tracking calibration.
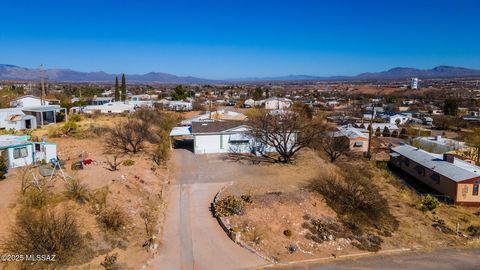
[260,248,412,268]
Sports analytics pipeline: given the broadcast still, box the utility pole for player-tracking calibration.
[366,103,376,159]
[40,64,46,105]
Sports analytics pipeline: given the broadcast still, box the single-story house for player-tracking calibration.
[390,144,480,206]
[0,135,57,168]
[91,97,115,105]
[190,120,281,155]
[10,95,59,107]
[413,136,465,154]
[264,97,292,110]
[334,125,369,153]
[21,105,68,126]
[168,101,192,111]
[75,102,135,114]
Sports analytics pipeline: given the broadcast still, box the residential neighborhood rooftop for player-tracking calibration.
[391,144,480,182]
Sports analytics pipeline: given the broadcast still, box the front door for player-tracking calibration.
[25,119,31,129]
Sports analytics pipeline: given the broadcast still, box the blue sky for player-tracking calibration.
[1,0,479,79]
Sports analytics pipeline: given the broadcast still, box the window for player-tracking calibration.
[431,173,440,184]
[13,147,28,159]
[403,158,410,167]
[414,165,425,176]
[473,181,480,196]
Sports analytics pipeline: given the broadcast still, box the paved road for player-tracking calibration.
[267,248,480,270]
[150,149,266,270]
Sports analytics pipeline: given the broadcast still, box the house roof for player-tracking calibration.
[191,120,245,134]
[335,125,368,139]
[21,105,62,113]
[391,144,480,182]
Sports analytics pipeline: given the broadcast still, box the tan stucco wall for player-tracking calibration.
[456,183,480,203]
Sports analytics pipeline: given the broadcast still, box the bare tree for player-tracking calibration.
[104,119,150,154]
[105,155,123,171]
[321,133,350,163]
[248,110,324,163]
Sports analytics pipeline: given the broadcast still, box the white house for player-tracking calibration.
[0,108,39,130]
[192,121,253,154]
[168,101,192,111]
[0,135,56,168]
[10,95,59,108]
[76,102,135,114]
[264,97,292,110]
[388,114,410,125]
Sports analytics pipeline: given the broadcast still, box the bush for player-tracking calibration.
[122,159,135,166]
[98,205,128,232]
[420,195,440,211]
[310,170,398,232]
[467,225,480,237]
[283,229,292,238]
[0,155,8,179]
[213,196,245,217]
[100,253,119,270]
[22,188,51,209]
[1,208,84,266]
[69,114,82,122]
[65,179,90,204]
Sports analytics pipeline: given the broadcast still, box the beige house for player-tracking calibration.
[390,144,480,206]
[334,125,369,153]
[264,97,292,110]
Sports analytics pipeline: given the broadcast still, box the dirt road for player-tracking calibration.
[149,149,266,270]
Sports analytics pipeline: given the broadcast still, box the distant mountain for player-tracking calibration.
[1,64,480,83]
[356,66,480,80]
[0,64,211,83]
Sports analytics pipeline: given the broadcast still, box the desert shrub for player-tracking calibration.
[1,208,84,266]
[22,187,52,209]
[302,215,344,243]
[310,171,398,232]
[283,229,292,238]
[69,114,82,122]
[0,155,8,179]
[213,196,245,217]
[420,195,440,212]
[90,187,109,214]
[105,155,122,171]
[244,226,264,245]
[65,179,90,204]
[104,119,150,154]
[467,225,480,237]
[100,253,119,270]
[241,193,253,204]
[122,159,135,166]
[98,205,128,232]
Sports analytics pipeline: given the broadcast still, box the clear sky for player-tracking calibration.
[1,0,479,79]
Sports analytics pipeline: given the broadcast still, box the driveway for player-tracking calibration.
[266,248,480,270]
[149,149,266,270]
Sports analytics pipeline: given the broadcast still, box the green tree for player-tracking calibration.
[252,88,263,100]
[443,98,459,116]
[382,126,391,137]
[375,127,382,136]
[171,85,187,101]
[114,76,120,101]
[120,74,127,102]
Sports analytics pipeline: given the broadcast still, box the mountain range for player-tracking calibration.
[1,64,480,83]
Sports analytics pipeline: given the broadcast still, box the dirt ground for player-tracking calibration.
[219,150,480,263]
[0,116,171,269]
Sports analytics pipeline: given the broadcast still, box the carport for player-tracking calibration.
[169,126,193,151]
[22,106,68,127]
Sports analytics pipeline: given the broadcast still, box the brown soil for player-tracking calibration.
[221,150,480,262]
[0,117,171,269]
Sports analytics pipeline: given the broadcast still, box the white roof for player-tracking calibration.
[391,144,480,182]
[335,125,368,139]
[169,126,192,136]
